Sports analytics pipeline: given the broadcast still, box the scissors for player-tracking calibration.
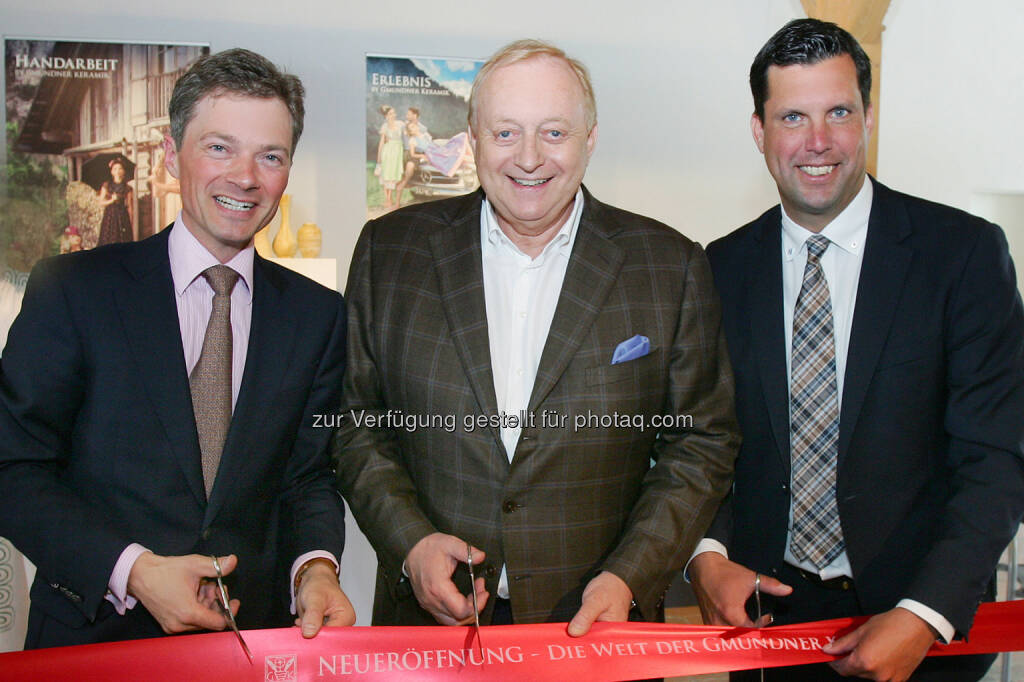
[466,543,481,638]
[211,555,254,664]
[754,572,764,682]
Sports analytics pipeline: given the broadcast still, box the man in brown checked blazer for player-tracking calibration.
[334,39,740,633]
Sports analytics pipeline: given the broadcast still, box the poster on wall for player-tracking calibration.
[365,53,483,220]
[2,38,209,280]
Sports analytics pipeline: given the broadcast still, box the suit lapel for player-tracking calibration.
[429,192,504,452]
[749,209,793,473]
[838,180,913,465]
[114,228,206,509]
[528,190,624,413]
[206,256,296,520]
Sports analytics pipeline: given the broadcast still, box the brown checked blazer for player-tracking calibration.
[334,187,739,625]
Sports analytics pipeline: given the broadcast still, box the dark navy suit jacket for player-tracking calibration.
[705,178,1024,636]
[0,226,347,647]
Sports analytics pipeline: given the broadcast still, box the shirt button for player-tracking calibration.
[502,499,518,513]
[485,565,497,578]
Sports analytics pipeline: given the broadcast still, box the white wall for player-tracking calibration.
[2,0,1022,629]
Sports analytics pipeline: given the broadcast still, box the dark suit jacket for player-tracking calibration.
[0,226,347,647]
[334,187,740,625]
[705,178,1024,636]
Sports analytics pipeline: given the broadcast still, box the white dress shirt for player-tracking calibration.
[690,179,953,641]
[481,189,583,598]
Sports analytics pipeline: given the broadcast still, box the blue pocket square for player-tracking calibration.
[611,334,650,365]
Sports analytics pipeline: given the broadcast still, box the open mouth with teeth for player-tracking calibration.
[511,177,550,187]
[799,165,836,177]
[216,196,256,211]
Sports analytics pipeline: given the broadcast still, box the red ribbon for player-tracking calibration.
[3,600,1022,681]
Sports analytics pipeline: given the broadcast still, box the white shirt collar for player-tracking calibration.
[481,188,583,262]
[781,176,872,261]
[167,212,254,300]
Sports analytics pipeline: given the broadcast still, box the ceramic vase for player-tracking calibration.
[253,224,273,258]
[272,194,297,257]
[297,222,322,258]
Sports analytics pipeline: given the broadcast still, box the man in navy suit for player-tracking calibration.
[0,48,354,648]
[689,19,1024,681]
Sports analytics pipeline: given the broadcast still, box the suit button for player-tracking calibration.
[485,565,497,578]
[781,483,790,493]
[502,499,518,513]
[202,528,212,540]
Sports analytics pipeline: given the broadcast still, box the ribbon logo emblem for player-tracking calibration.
[264,653,296,681]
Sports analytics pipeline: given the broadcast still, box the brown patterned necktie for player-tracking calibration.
[190,265,239,498]
[789,235,844,569]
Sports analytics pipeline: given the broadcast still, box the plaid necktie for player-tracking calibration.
[190,265,239,498]
[789,235,844,568]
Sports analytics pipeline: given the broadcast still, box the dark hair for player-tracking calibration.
[750,18,871,120]
[169,48,305,153]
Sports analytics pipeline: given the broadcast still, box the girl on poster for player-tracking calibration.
[96,157,135,245]
[376,105,405,210]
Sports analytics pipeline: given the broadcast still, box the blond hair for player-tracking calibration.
[468,39,596,130]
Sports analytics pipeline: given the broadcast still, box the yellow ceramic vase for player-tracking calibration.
[272,194,297,257]
[297,222,322,258]
[253,224,273,258]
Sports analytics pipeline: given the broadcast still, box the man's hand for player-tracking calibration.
[294,560,356,637]
[567,571,632,637]
[689,551,791,627]
[405,532,488,626]
[127,552,238,634]
[823,607,937,681]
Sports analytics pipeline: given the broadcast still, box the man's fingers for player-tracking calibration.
[323,603,357,627]
[758,575,793,596]
[566,600,601,637]
[216,553,238,575]
[822,627,859,655]
[467,545,486,565]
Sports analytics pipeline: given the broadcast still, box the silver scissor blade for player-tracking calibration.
[212,555,254,664]
[226,613,254,664]
[467,544,481,635]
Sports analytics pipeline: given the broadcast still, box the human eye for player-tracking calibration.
[493,128,519,144]
[782,112,802,125]
[830,107,851,120]
[208,143,227,153]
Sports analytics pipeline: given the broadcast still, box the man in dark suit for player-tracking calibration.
[0,48,354,648]
[334,39,740,634]
[689,19,1024,681]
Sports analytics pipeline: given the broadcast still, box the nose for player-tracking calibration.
[226,155,258,190]
[514,134,542,172]
[805,119,833,155]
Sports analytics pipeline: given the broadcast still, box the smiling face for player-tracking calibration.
[470,55,597,243]
[164,93,292,262]
[110,162,126,183]
[752,54,873,232]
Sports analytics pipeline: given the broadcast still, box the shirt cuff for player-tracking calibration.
[290,550,339,615]
[896,599,955,644]
[683,538,729,582]
[105,543,149,615]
